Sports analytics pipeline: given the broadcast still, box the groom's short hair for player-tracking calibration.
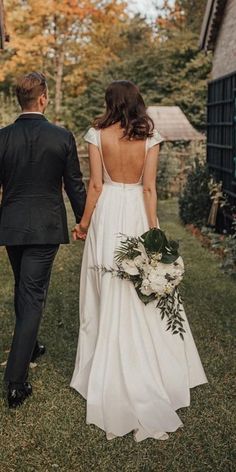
[16,72,47,109]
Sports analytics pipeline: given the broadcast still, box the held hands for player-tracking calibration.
[72,223,88,241]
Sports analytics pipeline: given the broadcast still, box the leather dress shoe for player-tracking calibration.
[31,343,46,362]
[7,382,32,409]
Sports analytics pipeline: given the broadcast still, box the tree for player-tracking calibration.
[154,0,207,36]
[0,0,211,135]
[0,0,127,121]
[178,0,207,34]
[71,10,211,134]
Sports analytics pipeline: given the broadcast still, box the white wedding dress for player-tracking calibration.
[70,127,208,442]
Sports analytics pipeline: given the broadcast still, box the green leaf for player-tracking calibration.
[161,253,179,264]
[141,228,169,253]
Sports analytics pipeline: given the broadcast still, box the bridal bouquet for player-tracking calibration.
[97,228,186,339]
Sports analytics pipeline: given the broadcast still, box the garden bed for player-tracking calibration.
[186,223,236,277]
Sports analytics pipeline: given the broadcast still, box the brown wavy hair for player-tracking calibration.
[93,80,154,140]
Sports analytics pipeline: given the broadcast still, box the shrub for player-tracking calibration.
[157,152,180,199]
[201,219,236,277]
[179,158,211,227]
[221,218,236,277]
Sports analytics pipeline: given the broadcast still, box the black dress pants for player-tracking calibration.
[4,244,59,384]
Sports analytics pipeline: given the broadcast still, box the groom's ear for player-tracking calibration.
[38,88,49,111]
[39,86,49,110]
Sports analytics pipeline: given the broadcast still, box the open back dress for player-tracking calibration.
[70,126,208,442]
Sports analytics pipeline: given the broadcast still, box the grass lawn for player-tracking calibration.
[0,199,235,472]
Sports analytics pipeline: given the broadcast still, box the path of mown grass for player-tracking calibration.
[0,199,235,472]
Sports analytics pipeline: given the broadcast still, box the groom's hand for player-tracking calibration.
[72,223,87,241]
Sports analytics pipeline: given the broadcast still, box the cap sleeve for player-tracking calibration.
[84,127,99,147]
[148,129,164,149]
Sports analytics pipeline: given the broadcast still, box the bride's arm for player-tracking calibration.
[143,144,160,229]
[78,143,103,232]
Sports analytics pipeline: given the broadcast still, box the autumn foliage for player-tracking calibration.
[1,0,127,120]
[0,0,211,132]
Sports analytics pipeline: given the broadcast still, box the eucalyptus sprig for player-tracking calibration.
[156,289,186,340]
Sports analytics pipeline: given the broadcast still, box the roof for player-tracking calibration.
[147,106,204,142]
[199,0,227,51]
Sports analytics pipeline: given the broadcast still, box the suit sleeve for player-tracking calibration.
[63,132,87,223]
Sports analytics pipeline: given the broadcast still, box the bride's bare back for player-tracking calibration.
[100,124,146,184]
[77,123,163,235]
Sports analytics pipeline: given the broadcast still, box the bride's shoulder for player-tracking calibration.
[147,128,164,148]
[84,127,99,146]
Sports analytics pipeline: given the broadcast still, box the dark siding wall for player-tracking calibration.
[207,71,236,209]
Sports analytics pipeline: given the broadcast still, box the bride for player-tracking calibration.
[70,80,208,442]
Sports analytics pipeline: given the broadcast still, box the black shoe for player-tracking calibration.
[31,343,46,363]
[24,382,33,396]
[7,382,32,409]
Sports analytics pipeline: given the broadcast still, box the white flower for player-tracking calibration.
[147,267,158,281]
[140,278,153,296]
[121,259,139,276]
[150,253,162,267]
[134,255,145,267]
[134,255,149,272]
[155,258,184,279]
[169,257,184,281]
[135,242,149,261]
[148,265,166,280]
[164,284,173,294]
[149,276,168,294]
[140,268,166,296]
[173,256,184,273]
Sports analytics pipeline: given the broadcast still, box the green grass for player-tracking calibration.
[0,199,235,472]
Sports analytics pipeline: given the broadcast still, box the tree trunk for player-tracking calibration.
[54,45,65,124]
[0,0,10,49]
[0,0,5,49]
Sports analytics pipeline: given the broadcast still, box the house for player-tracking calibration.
[200,0,236,225]
[147,106,204,142]
[147,106,205,197]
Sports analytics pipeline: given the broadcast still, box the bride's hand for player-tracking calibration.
[72,223,88,241]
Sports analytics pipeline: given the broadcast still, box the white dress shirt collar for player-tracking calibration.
[20,112,43,115]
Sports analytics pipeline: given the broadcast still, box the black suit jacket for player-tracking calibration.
[0,114,86,246]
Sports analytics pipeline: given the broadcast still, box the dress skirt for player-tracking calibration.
[70,182,208,441]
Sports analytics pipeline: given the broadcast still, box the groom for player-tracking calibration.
[0,72,86,408]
